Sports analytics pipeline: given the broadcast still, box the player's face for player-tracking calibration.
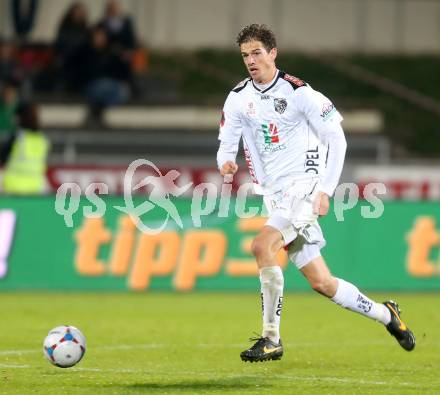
[240,40,277,84]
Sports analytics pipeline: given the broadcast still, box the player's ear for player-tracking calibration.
[270,47,277,61]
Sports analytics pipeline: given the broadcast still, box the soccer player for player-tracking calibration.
[216,24,415,362]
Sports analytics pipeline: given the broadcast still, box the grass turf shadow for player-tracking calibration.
[99,377,269,393]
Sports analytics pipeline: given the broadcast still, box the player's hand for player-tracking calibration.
[220,161,238,176]
[313,192,330,216]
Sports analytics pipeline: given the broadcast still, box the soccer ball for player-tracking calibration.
[43,325,86,368]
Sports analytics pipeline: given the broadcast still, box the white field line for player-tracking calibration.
[0,344,166,356]
[0,363,31,368]
[0,340,393,357]
[0,349,38,356]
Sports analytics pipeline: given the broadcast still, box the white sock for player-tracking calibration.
[331,278,391,325]
[260,266,284,343]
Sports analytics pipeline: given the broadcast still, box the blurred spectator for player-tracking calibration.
[0,40,23,88]
[11,0,38,38]
[98,0,149,95]
[0,39,33,100]
[1,103,50,195]
[54,2,89,90]
[98,0,136,51]
[77,25,131,123]
[0,81,19,135]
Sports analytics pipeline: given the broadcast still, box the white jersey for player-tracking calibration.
[217,70,346,196]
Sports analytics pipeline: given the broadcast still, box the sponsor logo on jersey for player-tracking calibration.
[305,146,319,174]
[283,73,305,87]
[244,145,258,183]
[260,94,270,100]
[261,123,287,153]
[265,144,286,153]
[274,98,287,114]
[320,102,336,120]
[247,102,256,116]
[262,123,279,144]
[220,111,225,127]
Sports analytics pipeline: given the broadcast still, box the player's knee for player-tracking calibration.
[310,277,334,297]
[251,237,266,259]
[251,236,273,261]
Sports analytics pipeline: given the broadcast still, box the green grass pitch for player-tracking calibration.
[0,292,439,394]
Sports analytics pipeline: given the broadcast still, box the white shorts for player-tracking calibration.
[263,178,326,269]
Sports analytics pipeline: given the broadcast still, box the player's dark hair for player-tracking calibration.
[236,24,277,52]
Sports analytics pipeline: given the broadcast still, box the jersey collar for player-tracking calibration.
[251,70,280,94]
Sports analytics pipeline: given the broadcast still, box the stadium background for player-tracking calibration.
[0,0,439,291]
[1,1,440,394]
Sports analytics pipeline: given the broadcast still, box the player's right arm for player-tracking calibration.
[217,92,243,178]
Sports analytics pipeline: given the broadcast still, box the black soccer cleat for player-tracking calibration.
[240,336,283,362]
[383,300,415,351]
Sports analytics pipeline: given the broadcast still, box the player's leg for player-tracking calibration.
[300,255,391,323]
[292,244,415,351]
[240,224,286,362]
[253,225,284,341]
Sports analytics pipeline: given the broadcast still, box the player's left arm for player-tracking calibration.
[295,87,347,216]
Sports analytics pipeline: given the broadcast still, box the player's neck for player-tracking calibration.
[253,69,278,87]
